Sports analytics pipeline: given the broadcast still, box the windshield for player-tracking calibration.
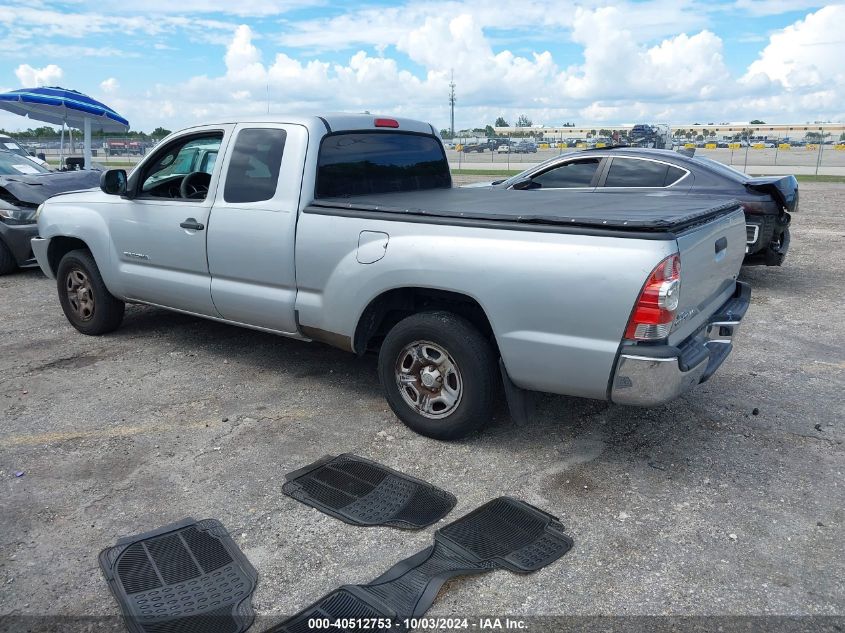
[498,153,567,187]
[0,151,50,176]
[0,138,32,159]
[316,132,450,197]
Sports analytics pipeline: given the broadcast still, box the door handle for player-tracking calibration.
[715,236,727,253]
[180,218,204,231]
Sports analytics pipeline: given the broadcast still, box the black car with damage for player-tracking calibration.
[470,147,797,265]
[0,151,100,274]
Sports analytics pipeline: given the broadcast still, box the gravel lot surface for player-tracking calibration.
[1,183,843,630]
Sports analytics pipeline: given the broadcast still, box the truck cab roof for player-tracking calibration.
[177,113,437,137]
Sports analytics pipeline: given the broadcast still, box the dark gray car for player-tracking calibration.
[474,147,798,265]
[0,151,100,274]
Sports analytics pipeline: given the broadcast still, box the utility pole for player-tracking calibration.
[449,69,456,138]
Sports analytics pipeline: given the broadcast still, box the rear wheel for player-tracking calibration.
[378,311,496,440]
[765,226,790,266]
[0,239,16,275]
[57,249,125,335]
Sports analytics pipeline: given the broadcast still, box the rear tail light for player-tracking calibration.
[624,254,681,341]
[374,118,399,128]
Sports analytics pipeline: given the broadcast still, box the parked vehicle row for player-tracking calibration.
[33,114,750,440]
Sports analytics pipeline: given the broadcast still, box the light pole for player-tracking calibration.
[449,70,456,138]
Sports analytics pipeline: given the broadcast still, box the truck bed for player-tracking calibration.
[307,188,742,235]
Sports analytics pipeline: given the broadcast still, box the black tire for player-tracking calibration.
[56,249,125,335]
[378,311,496,440]
[0,238,16,275]
[765,226,790,266]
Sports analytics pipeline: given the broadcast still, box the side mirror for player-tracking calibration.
[100,169,127,196]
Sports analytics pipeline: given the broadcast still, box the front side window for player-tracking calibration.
[530,158,601,188]
[603,158,685,188]
[316,132,450,198]
[224,128,286,204]
[140,133,223,198]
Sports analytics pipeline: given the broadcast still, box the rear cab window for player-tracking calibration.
[315,132,450,198]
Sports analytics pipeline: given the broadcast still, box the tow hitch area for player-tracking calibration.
[271,497,573,632]
[283,453,457,529]
[98,518,258,633]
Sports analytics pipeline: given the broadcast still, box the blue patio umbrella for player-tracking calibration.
[0,86,129,169]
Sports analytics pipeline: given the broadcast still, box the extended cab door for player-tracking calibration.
[108,125,233,315]
[206,123,308,334]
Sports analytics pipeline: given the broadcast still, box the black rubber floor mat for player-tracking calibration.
[282,454,456,529]
[99,518,258,633]
[270,497,573,632]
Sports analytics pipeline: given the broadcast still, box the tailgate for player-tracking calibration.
[668,207,746,346]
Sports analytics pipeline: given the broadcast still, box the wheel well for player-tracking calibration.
[354,288,496,355]
[47,237,89,275]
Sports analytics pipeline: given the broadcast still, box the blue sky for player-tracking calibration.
[1,1,843,133]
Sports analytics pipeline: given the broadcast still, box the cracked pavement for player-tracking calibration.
[0,183,843,629]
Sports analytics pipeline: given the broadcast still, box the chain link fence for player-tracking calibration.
[8,135,166,167]
[445,127,845,176]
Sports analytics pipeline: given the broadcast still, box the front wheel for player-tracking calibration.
[57,249,125,335]
[378,311,496,440]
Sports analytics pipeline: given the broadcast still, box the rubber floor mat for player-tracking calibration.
[270,497,573,632]
[99,518,258,633]
[282,454,456,529]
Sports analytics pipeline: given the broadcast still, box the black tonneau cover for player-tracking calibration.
[308,188,741,233]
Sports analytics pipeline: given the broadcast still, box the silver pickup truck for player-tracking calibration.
[32,114,750,439]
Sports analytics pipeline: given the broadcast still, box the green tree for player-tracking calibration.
[750,119,765,125]
[439,129,453,139]
[494,116,509,127]
[151,127,172,138]
[516,114,532,127]
[484,125,495,137]
[840,132,845,141]
[599,128,612,138]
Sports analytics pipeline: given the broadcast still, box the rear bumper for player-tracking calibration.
[610,281,751,406]
[744,213,791,265]
[0,221,39,267]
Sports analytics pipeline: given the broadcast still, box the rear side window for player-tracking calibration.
[531,158,601,188]
[224,128,286,203]
[665,165,686,185]
[604,158,685,187]
[316,132,450,198]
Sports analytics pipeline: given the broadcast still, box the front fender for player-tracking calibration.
[36,201,117,292]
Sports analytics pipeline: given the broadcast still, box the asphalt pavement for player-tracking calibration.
[0,183,843,631]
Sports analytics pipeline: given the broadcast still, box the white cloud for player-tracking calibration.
[90,0,323,17]
[15,3,841,132]
[100,77,120,93]
[560,7,731,102]
[733,0,827,16]
[279,0,710,52]
[745,4,845,89]
[0,7,238,40]
[15,63,63,86]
